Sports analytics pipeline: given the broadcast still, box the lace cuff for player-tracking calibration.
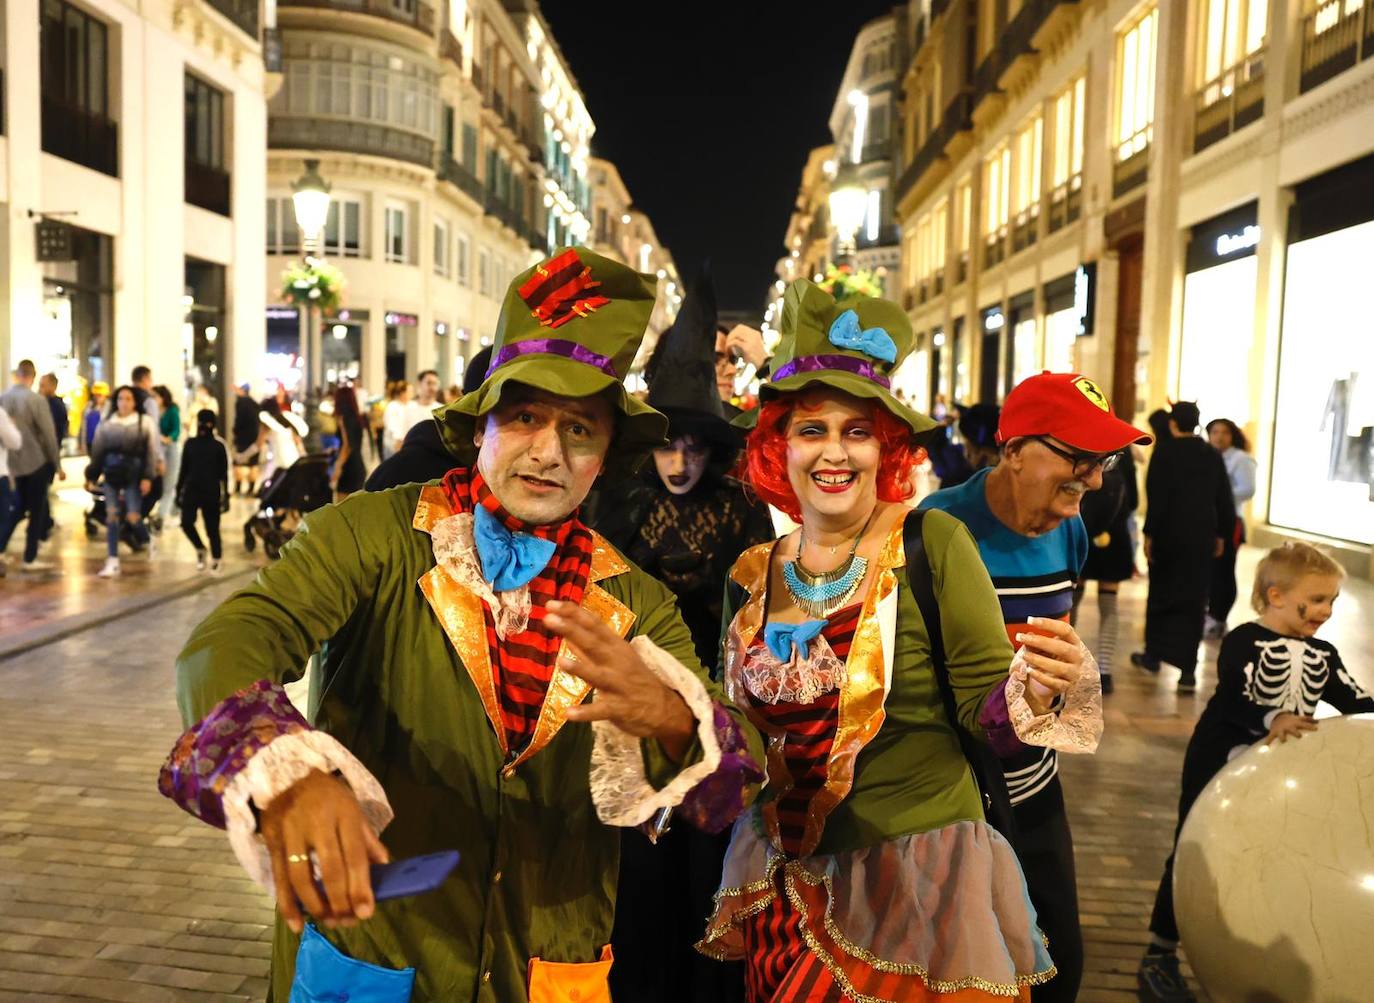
[431,511,531,638]
[741,633,846,705]
[157,679,393,893]
[1003,646,1104,754]
[590,637,757,830]
[222,731,393,893]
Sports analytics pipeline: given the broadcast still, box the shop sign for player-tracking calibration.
[982,308,1005,332]
[36,221,73,262]
[385,312,419,327]
[266,306,300,320]
[1215,224,1260,258]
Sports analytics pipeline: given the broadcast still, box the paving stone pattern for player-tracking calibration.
[1,548,1369,1001]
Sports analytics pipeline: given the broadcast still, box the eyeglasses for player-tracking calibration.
[1030,436,1122,478]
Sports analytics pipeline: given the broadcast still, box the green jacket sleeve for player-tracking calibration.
[925,509,1016,739]
[175,499,375,727]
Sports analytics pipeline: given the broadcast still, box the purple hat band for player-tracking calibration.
[486,338,617,379]
[771,354,891,389]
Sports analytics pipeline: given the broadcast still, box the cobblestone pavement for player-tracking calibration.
[0,545,1369,1002]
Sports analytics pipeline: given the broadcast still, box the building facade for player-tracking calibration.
[265,0,584,395]
[1,0,269,425]
[892,0,1374,574]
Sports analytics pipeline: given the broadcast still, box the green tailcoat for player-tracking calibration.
[174,481,764,1001]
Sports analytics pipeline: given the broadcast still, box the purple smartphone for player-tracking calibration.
[370,850,461,902]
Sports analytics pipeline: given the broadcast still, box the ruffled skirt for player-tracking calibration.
[697,814,1055,1002]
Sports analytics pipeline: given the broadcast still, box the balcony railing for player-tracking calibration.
[263,27,283,73]
[492,92,505,119]
[1046,174,1082,233]
[1112,129,1150,198]
[279,0,433,32]
[983,227,1008,268]
[1300,0,1374,93]
[933,270,944,296]
[1011,205,1039,252]
[859,141,891,164]
[896,90,973,201]
[955,251,969,286]
[471,63,484,90]
[856,224,899,249]
[916,280,929,305]
[970,0,1069,108]
[41,97,118,177]
[186,159,231,216]
[269,116,433,168]
[1193,48,1266,152]
[439,29,463,66]
[204,0,258,37]
[522,128,545,164]
[438,154,483,202]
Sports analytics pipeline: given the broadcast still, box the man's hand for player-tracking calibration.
[1143,535,1153,562]
[1015,617,1087,716]
[544,600,696,762]
[56,467,67,481]
[1265,712,1317,745]
[139,478,152,496]
[1214,537,1225,558]
[258,769,390,934]
[724,325,768,370]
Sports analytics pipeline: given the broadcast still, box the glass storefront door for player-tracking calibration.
[184,258,226,413]
[31,226,113,439]
[1269,219,1374,544]
[1177,255,1257,428]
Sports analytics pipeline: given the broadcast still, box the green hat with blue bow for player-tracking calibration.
[735,278,936,437]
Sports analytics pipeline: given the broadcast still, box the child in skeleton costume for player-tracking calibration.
[1139,541,1371,1003]
[586,268,774,1002]
[698,279,1103,1003]
[157,248,766,1003]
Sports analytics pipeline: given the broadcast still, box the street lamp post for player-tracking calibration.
[291,159,332,396]
[828,170,868,265]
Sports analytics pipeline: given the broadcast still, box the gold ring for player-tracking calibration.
[287,853,310,864]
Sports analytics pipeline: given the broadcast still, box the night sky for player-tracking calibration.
[540,1,900,314]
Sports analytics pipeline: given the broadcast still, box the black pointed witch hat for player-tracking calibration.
[644,263,738,450]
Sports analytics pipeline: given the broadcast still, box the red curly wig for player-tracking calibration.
[740,391,925,520]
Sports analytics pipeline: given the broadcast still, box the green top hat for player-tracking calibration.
[736,278,936,437]
[435,246,668,474]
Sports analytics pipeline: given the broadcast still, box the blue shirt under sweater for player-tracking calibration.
[919,467,1088,807]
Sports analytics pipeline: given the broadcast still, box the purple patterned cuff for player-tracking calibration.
[977,678,1027,759]
[157,680,310,829]
[674,704,765,835]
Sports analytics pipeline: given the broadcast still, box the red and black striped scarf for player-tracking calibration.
[441,467,595,751]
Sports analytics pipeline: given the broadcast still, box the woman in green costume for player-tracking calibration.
[697,279,1103,1002]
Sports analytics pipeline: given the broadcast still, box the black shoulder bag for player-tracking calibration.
[903,509,1020,846]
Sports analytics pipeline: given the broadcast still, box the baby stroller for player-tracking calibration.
[243,452,333,560]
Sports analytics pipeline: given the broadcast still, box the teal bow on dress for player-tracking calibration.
[473,505,557,591]
[828,310,897,364]
[763,619,829,662]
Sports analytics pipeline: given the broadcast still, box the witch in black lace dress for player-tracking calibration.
[584,267,776,1002]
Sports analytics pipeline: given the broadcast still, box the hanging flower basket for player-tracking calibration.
[281,259,345,313]
[817,262,883,299]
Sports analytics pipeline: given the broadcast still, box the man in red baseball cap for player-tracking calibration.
[920,370,1150,1003]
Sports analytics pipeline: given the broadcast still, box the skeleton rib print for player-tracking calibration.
[1243,638,1332,715]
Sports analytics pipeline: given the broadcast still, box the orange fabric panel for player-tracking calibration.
[527,945,614,1003]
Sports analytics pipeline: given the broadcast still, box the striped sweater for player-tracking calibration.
[920,467,1088,806]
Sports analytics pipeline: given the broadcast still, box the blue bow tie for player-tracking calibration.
[763,619,829,662]
[828,309,898,364]
[472,505,558,592]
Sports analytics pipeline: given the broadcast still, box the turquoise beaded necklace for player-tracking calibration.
[782,511,876,618]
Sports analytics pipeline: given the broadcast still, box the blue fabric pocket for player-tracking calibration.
[289,924,416,1003]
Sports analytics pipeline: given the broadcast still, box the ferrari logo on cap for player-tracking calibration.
[1074,377,1109,411]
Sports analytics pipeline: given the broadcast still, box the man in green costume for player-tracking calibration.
[159,247,765,1002]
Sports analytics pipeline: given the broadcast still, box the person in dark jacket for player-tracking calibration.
[363,346,493,492]
[1131,402,1235,692]
[177,409,230,573]
[231,383,261,495]
[1072,446,1138,693]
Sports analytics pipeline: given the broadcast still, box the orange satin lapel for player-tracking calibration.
[419,566,508,756]
[513,579,636,767]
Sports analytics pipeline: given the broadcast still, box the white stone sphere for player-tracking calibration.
[1175,714,1374,1003]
